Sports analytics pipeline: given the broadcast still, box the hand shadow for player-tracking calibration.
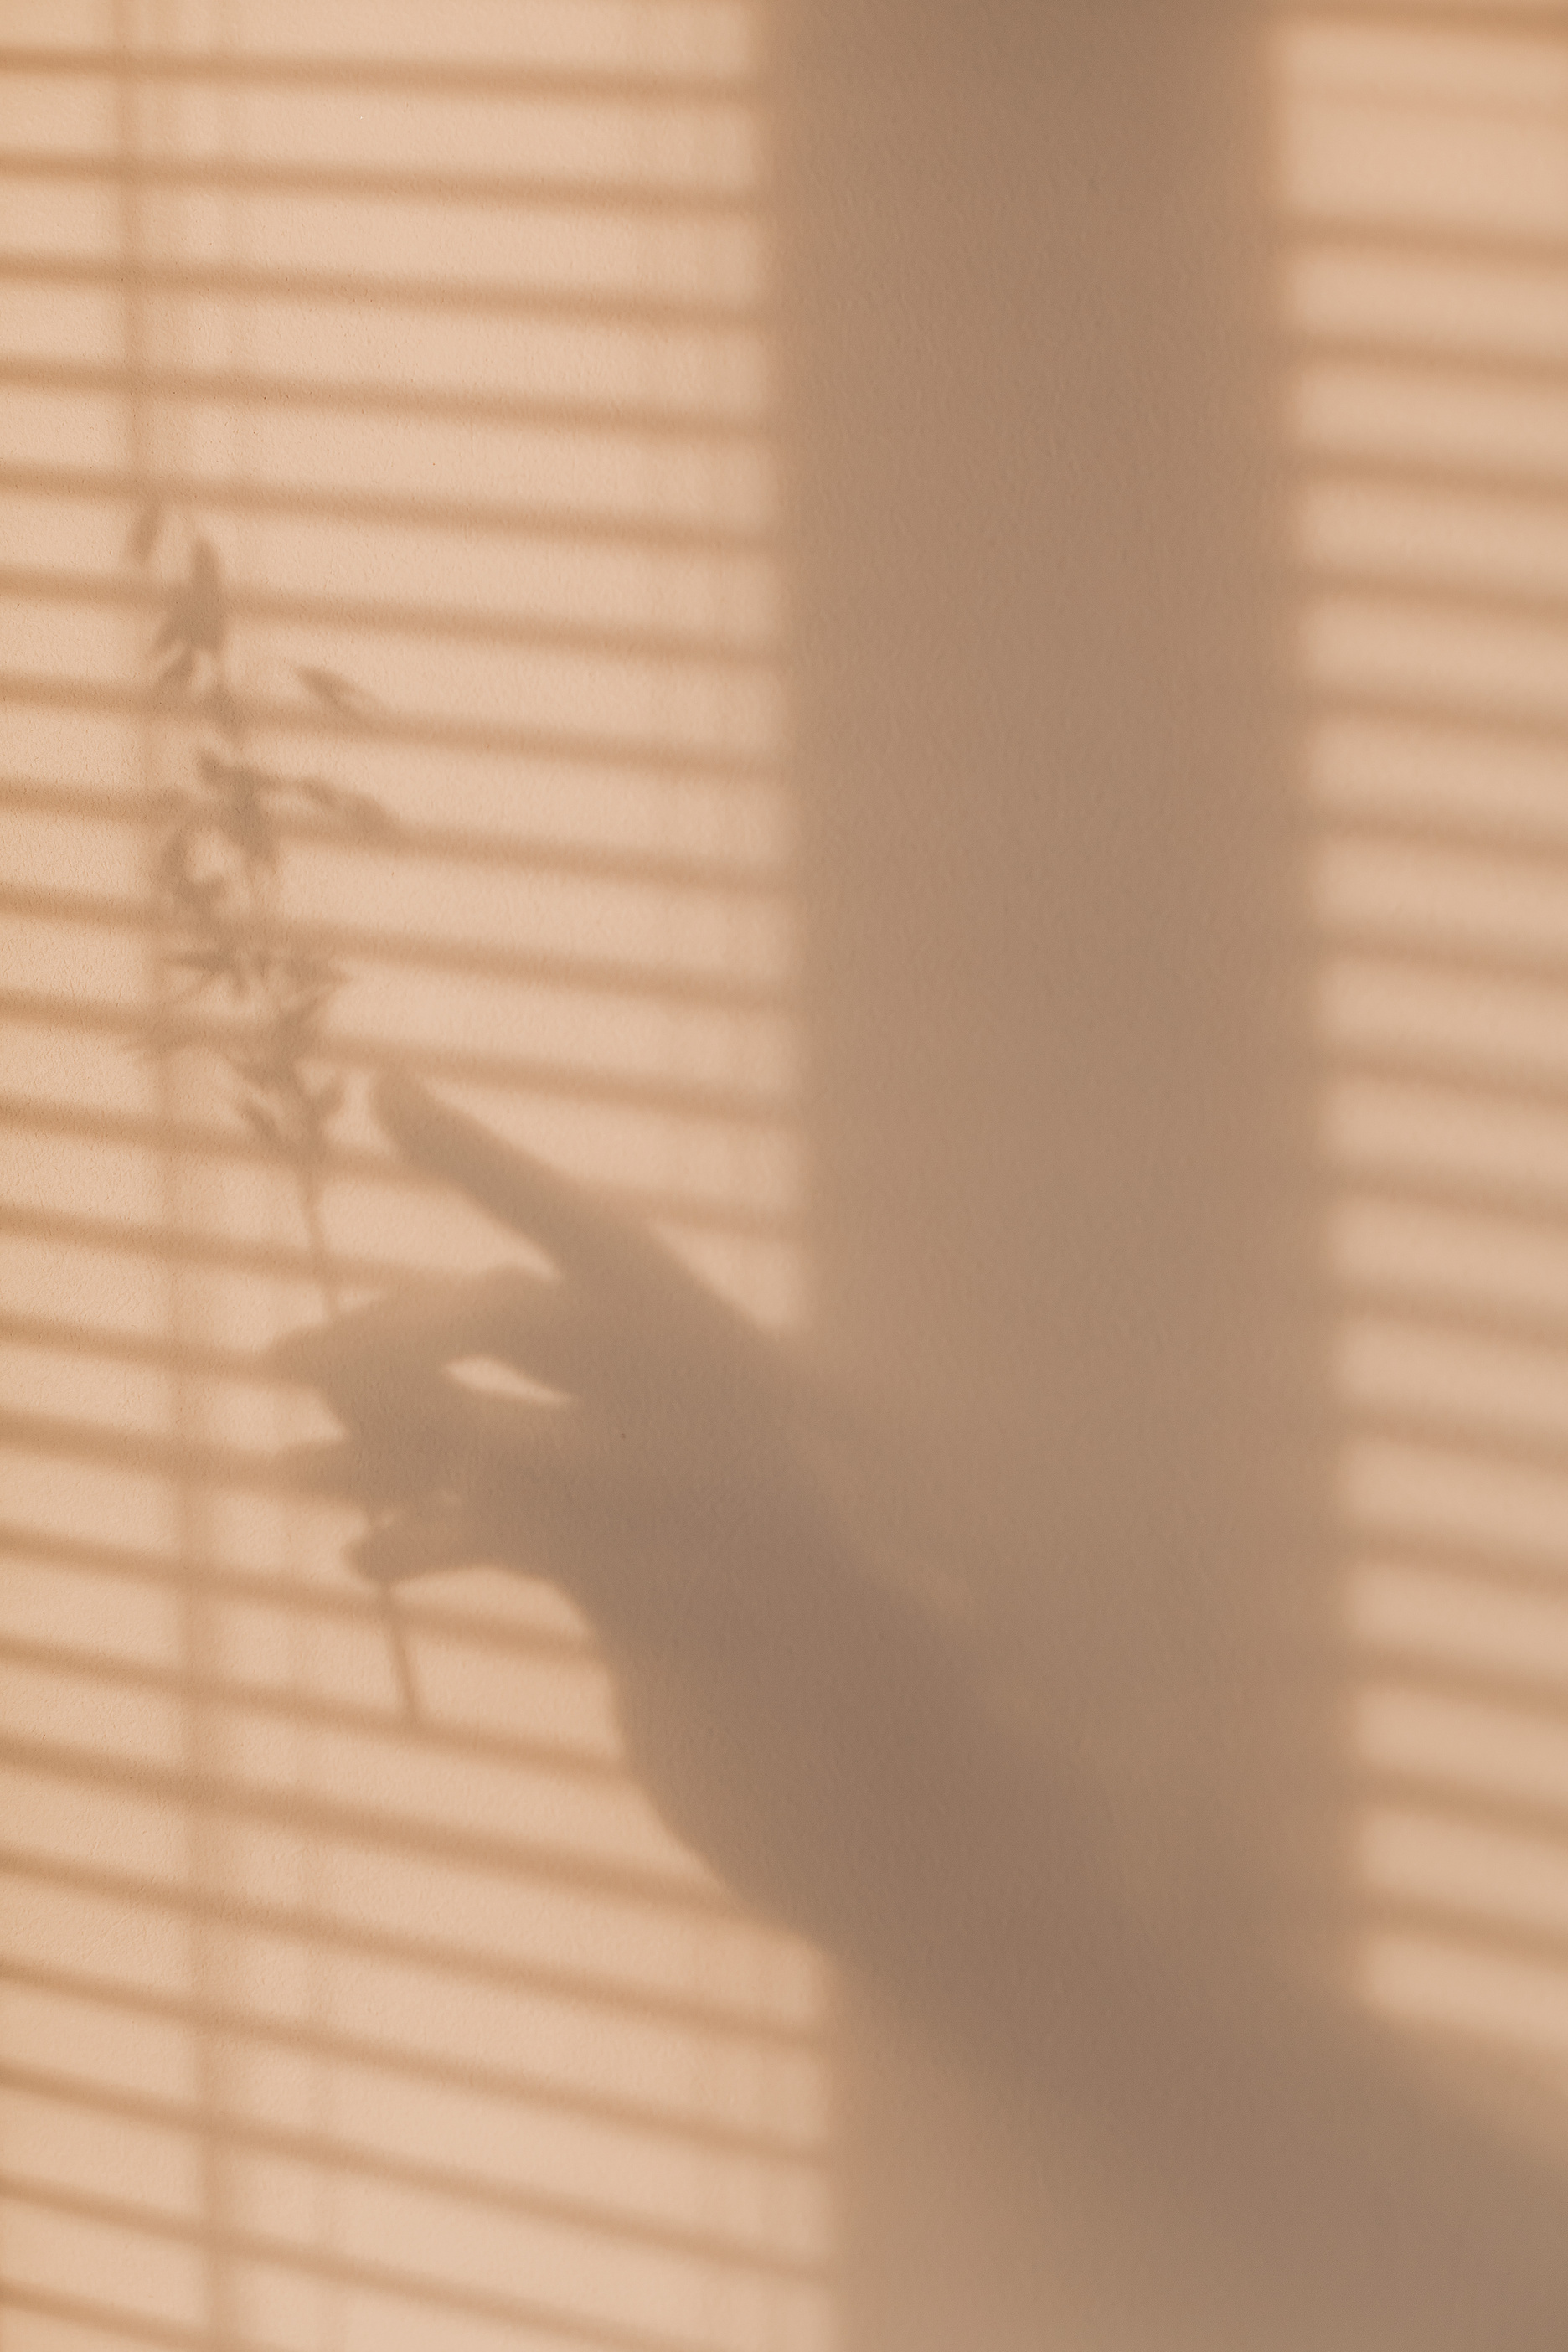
[273,1072,1568,2352]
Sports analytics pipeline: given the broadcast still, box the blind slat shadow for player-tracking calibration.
[0,1629,629,1792]
[0,2058,828,2282]
[0,1518,598,1663]
[0,45,766,102]
[0,1720,731,1913]
[0,1868,822,2084]
[0,354,773,437]
[3,907,792,1024]
[0,148,765,219]
[0,780,792,894]
[0,674,778,776]
[0,2167,724,2352]
[0,460,775,547]
[0,566,780,663]
[0,2277,218,2352]
[0,254,765,326]
[0,1116,794,1240]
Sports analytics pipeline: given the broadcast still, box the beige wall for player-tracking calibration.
[5,6,1568,2345]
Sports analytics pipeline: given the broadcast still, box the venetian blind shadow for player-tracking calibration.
[0,9,830,2351]
[1276,0,1568,2197]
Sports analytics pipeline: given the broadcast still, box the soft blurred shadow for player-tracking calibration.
[778,0,1568,2344]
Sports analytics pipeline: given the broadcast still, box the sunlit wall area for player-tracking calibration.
[0,5,831,2350]
[1277,3,1568,2115]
